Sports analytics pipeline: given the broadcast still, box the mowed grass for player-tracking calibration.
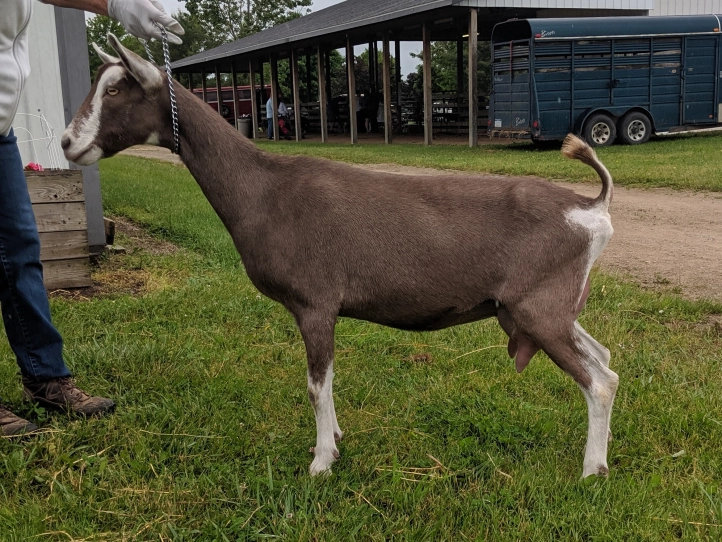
[258,131,722,191]
[0,155,720,540]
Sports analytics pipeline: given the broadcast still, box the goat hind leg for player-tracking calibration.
[297,313,341,476]
[554,323,618,477]
[517,315,617,478]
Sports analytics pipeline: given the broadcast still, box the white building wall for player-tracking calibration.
[14,2,69,169]
[649,0,722,15]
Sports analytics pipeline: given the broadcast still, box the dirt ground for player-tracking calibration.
[120,145,722,304]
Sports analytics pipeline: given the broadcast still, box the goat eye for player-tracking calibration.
[107,88,119,96]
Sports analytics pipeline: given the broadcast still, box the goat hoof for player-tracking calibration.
[309,456,336,477]
[334,431,343,443]
[582,464,609,479]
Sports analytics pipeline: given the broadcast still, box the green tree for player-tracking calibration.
[409,40,491,97]
[182,0,312,44]
[86,10,207,84]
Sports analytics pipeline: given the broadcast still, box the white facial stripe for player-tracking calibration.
[67,65,125,155]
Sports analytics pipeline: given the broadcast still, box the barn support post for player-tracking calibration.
[187,72,193,90]
[373,40,379,92]
[249,60,259,139]
[231,63,239,129]
[270,55,280,141]
[456,37,464,95]
[346,37,358,144]
[422,22,433,146]
[201,68,207,103]
[291,49,302,142]
[368,41,374,92]
[382,33,393,144]
[214,65,222,117]
[317,45,329,143]
[306,52,313,102]
[395,39,402,134]
[468,7,479,147]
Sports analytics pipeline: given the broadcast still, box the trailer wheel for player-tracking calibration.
[583,114,616,147]
[618,112,651,145]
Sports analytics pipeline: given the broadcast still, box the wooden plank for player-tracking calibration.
[346,37,358,144]
[39,230,89,261]
[249,61,259,139]
[291,49,302,142]
[423,22,433,146]
[468,8,479,147]
[43,258,91,290]
[382,34,393,144]
[26,170,84,204]
[231,63,239,127]
[32,202,87,233]
[214,65,222,117]
[317,46,329,143]
[270,55,280,141]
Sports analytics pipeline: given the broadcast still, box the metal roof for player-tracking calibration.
[172,0,653,71]
[492,14,722,41]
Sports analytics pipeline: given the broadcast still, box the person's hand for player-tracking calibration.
[107,0,184,44]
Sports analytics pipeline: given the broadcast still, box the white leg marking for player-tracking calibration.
[575,322,618,478]
[308,364,339,476]
[145,132,161,146]
[566,206,614,308]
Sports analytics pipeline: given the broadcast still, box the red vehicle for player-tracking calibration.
[193,85,271,123]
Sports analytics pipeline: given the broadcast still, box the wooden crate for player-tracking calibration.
[26,170,91,289]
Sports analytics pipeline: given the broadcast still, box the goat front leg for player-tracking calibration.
[296,312,341,476]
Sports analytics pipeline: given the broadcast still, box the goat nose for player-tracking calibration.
[61,133,71,150]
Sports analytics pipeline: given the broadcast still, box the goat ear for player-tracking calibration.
[106,33,162,91]
[92,42,120,65]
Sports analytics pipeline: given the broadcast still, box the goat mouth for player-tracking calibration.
[67,146,103,166]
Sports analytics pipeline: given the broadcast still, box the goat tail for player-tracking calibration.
[561,134,613,209]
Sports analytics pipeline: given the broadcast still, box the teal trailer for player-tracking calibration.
[489,15,722,145]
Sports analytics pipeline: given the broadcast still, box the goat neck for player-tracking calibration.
[172,86,274,232]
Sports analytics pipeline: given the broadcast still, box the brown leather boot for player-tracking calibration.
[0,404,38,436]
[23,377,115,417]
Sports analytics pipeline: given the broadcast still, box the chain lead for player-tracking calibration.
[142,27,180,155]
[158,26,180,155]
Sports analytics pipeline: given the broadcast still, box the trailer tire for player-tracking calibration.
[618,111,651,145]
[583,114,616,147]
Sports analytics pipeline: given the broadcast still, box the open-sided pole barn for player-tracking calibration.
[171,0,655,147]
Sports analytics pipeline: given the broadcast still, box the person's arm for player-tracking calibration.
[40,0,184,44]
[40,0,108,16]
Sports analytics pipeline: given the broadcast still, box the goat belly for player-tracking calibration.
[343,299,498,331]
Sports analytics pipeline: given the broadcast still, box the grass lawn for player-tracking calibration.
[257,132,722,192]
[0,155,721,540]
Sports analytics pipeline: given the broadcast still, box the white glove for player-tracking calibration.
[108,0,185,45]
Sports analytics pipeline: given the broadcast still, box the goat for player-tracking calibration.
[62,35,618,479]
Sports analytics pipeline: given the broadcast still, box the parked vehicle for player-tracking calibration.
[193,85,271,124]
[489,15,722,145]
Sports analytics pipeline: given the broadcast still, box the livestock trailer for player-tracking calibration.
[489,15,722,145]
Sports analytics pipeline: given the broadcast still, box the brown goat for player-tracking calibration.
[62,35,618,478]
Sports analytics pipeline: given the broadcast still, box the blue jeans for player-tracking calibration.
[0,130,71,381]
[267,119,273,139]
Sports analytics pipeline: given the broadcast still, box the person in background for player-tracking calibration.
[266,92,292,140]
[0,0,184,436]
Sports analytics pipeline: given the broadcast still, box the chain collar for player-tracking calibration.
[142,26,180,155]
